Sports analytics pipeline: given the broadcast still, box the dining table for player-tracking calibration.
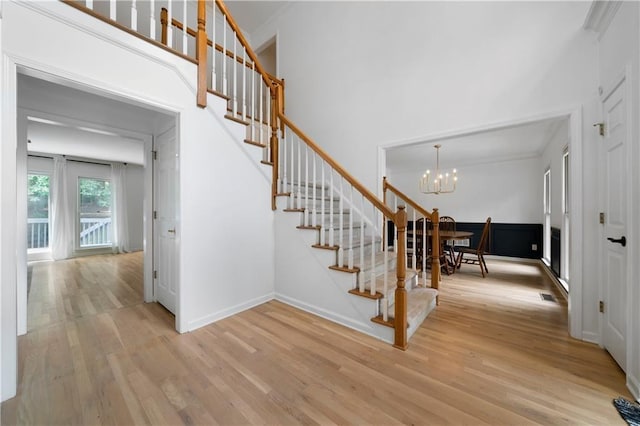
[407,229,474,277]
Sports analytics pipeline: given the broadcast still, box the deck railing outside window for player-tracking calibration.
[80,217,112,247]
[27,218,50,250]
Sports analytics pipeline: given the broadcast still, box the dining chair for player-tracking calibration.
[439,216,457,271]
[456,217,491,277]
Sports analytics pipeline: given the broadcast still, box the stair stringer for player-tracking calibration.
[206,92,271,181]
[274,206,395,343]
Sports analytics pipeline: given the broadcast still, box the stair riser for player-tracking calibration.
[292,198,342,211]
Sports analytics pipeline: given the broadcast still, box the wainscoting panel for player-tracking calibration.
[551,227,561,276]
[388,221,542,259]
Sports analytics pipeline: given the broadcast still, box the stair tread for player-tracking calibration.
[336,247,393,271]
[389,287,438,322]
[357,268,416,297]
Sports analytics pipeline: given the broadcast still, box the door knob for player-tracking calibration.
[607,236,626,247]
[168,228,176,234]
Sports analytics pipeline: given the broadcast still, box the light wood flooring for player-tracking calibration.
[1,252,632,425]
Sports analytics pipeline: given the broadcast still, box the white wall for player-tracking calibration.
[125,165,144,251]
[251,1,597,191]
[540,120,569,229]
[1,1,275,400]
[387,156,541,223]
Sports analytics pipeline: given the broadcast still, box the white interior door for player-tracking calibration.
[154,128,178,314]
[602,78,627,372]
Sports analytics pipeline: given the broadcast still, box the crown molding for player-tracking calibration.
[583,1,622,38]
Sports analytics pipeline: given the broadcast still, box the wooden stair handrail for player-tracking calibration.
[278,114,395,220]
[383,177,433,220]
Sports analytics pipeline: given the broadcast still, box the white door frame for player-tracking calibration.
[152,125,180,313]
[377,106,584,340]
[597,65,633,369]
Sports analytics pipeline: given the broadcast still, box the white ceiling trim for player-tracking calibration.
[583,0,622,39]
[380,107,575,151]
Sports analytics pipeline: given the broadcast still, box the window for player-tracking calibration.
[27,174,50,251]
[561,149,570,288]
[543,169,551,263]
[78,177,112,248]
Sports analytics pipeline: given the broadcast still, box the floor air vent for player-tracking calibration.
[540,293,556,302]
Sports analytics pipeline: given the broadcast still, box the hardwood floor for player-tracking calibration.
[1,253,631,425]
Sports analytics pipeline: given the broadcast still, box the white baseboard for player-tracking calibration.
[484,254,539,264]
[274,293,392,344]
[187,292,275,331]
[627,374,640,402]
[581,331,600,345]
[539,260,569,301]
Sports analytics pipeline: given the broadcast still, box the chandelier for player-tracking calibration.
[419,144,457,195]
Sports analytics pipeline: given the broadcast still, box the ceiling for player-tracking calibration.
[225,1,289,37]
[385,117,567,173]
[18,73,172,164]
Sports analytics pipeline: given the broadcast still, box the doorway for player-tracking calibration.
[15,72,180,332]
[600,73,630,372]
[380,108,582,337]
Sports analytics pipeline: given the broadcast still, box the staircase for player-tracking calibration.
[62,0,443,349]
[274,182,438,344]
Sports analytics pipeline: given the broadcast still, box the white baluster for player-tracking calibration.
[242,47,247,122]
[329,168,334,247]
[296,134,302,210]
[319,160,325,245]
[393,196,398,251]
[222,14,227,96]
[211,2,216,91]
[312,154,317,228]
[411,210,417,271]
[86,0,93,10]
[131,0,137,31]
[383,225,389,321]
[149,0,156,40]
[182,0,188,54]
[338,176,344,265]
[232,37,238,116]
[304,145,309,226]
[258,80,263,144]
[348,184,354,270]
[289,132,296,209]
[250,64,255,141]
[281,129,287,196]
[422,216,427,284]
[265,83,271,160]
[167,0,173,48]
[370,205,376,297]
[110,0,116,20]
[358,194,365,293]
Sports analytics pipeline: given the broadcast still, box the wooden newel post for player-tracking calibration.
[196,0,207,108]
[431,208,440,295]
[270,85,279,210]
[393,206,408,350]
[160,7,168,45]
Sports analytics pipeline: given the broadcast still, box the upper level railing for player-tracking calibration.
[61,0,439,350]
